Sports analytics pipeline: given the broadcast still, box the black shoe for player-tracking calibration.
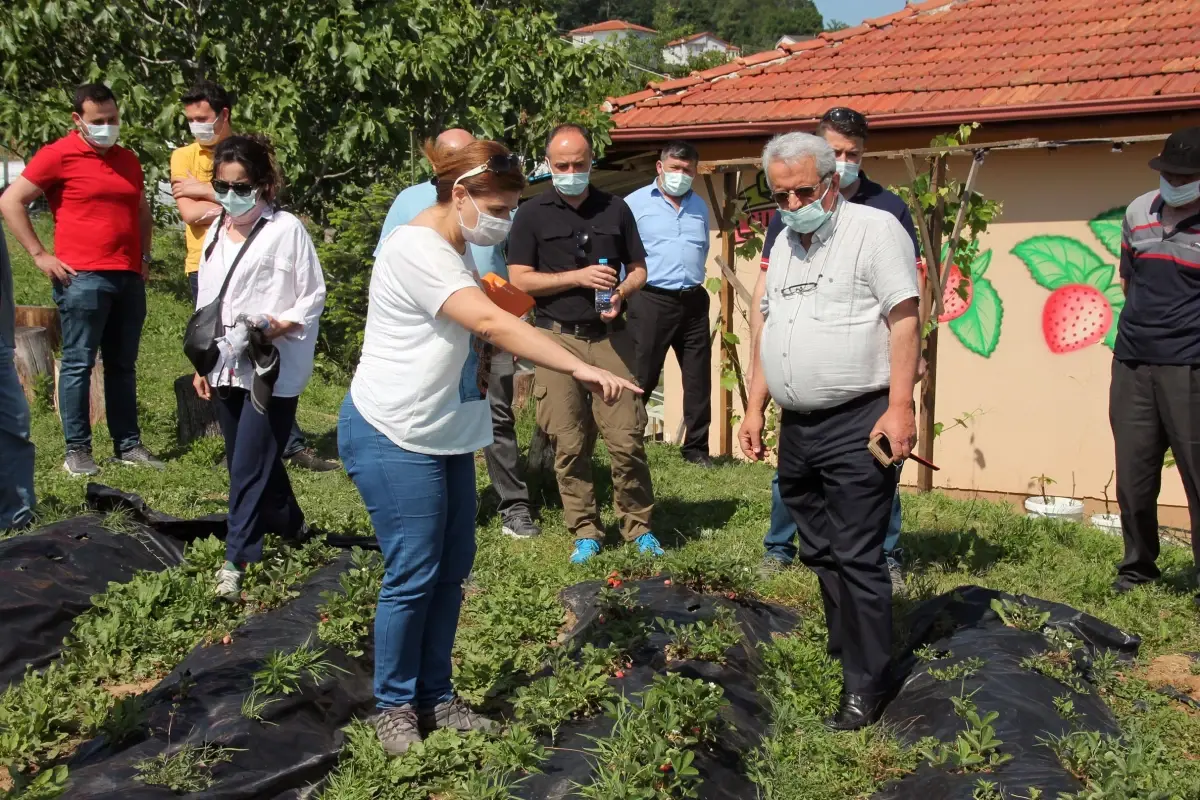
[286,447,340,472]
[824,692,887,731]
[1112,577,1150,595]
[683,452,715,468]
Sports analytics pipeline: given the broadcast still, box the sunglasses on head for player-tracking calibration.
[212,179,256,197]
[453,153,524,187]
[822,107,867,128]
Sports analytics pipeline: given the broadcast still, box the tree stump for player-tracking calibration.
[14,326,54,403]
[514,368,535,411]
[53,357,106,426]
[15,306,61,353]
[174,374,221,445]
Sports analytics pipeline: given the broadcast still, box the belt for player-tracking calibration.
[535,316,624,340]
[643,284,706,299]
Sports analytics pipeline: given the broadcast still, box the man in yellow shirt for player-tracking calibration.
[170,81,337,472]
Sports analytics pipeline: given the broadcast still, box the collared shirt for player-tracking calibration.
[1115,189,1200,364]
[197,207,327,398]
[169,141,216,274]
[760,172,918,269]
[374,179,507,280]
[507,185,646,324]
[625,181,710,290]
[21,130,144,273]
[761,200,918,412]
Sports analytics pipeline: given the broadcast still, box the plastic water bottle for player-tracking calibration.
[595,258,614,313]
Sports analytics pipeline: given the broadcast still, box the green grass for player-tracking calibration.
[3,216,1200,799]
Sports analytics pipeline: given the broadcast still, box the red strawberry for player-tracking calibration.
[916,260,973,323]
[1042,284,1112,354]
[614,670,626,679]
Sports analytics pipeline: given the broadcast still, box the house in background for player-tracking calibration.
[569,20,658,47]
[775,33,815,48]
[603,0,1200,522]
[662,32,740,66]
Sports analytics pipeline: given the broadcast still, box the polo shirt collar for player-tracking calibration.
[650,181,692,208]
[547,185,595,211]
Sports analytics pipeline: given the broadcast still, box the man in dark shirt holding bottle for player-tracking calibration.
[508,124,659,565]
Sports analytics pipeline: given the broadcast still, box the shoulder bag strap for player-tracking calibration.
[209,214,271,307]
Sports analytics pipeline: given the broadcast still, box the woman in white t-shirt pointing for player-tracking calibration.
[339,139,640,755]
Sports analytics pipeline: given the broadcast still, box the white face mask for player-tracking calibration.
[835,160,860,184]
[460,193,512,247]
[189,121,217,145]
[660,171,693,197]
[1160,175,1200,208]
[81,123,120,148]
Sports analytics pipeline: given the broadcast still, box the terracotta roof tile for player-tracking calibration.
[571,19,657,35]
[611,0,1200,135]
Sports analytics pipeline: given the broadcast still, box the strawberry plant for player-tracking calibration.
[916,691,1013,773]
[928,656,985,682]
[991,598,1051,631]
[1041,730,1199,799]
[1020,629,1090,695]
[317,548,385,657]
[664,549,754,598]
[511,647,616,741]
[657,607,742,664]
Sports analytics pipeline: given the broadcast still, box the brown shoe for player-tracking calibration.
[417,697,497,734]
[375,706,421,755]
[286,447,339,472]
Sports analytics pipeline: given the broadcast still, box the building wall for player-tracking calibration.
[658,130,1197,516]
[662,37,735,66]
[572,30,653,47]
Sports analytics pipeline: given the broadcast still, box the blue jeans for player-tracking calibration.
[0,344,35,529]
[765,471,903,565]
[53,271,146,455]
[338,394,477,709]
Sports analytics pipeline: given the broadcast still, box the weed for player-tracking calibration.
[657,606,742,664]
[242,641,342,722]
[928,656,985,682]
[1042,730,1200,799]
[915,645,946,663]
[1191,659,1200,677]
[990,598,1050,632]
[317,548,384,657]
[1054,694,1082,724]
[917,691,1013,773]
[1087,649,1122,695]
[973,779,1005,800]
[1020,630,1091,696]
[512,648,616,740]
[99,507,138,535]
[135,742,237,792]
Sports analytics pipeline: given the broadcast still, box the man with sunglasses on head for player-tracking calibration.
[755,107,919,596]
[739,132,919,731]
[1,83,162,476]
[374,128,541,540]
[508,123,660,564]
[625,140,714,468]
[170,80,337,473]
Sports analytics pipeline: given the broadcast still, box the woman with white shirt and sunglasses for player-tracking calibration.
[191,134,326,601]
[340,138,640,755]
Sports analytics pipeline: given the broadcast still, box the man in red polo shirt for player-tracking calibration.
[0,83,161,476]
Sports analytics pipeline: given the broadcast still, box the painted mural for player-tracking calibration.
[922,248,1004,359]
[1011,207,1126,354]
[732,170,773,244]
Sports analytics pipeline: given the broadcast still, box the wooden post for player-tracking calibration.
[14,326,54,403]
[718,171,738,456]
[15,306,61,353]
[916,156,948,492]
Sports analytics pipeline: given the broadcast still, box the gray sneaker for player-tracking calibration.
[114,444,165,470]
[214,566,243,601]
[375,705,421,755]
[887,558,907,598]
[758,556,787,580]
[64,449,100,477]
[501,509,541,539]
[417,697,497,734]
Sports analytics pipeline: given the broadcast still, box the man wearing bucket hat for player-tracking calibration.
[1109,126,1200,607]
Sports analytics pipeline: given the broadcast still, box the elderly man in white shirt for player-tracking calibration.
[740,132,920,731]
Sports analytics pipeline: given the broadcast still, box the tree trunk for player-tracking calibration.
[14,326,54,403]
[53,357,106,426]
[15,306,61,353]
[174,374,221,445]
[513,368,535,411]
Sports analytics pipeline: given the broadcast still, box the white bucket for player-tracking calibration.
[1090,513,1122,537]
[1024,496,1085,522]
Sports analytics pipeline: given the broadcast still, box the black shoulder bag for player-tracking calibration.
[183,213,270,375]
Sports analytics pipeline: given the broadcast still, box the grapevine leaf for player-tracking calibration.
[948,276,1003,358]
[1089,207,1126,259]
[1011,236,1106,290]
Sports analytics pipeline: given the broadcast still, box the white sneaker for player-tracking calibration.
[215,566,243,601]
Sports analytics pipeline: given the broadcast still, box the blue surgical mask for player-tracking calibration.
[779,183,834,234]
[552,171,590,197]
[1160,175,1200,208]
[836,161,860,184]
[81,123,120,148]
[660,171,693,197]
[217,187,259,219]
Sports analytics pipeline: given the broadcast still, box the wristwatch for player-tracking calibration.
[142,253,152,265]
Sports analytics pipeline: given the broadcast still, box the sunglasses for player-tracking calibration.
[771,180,828,207]
[454,153,524,187]
[212,179,256,197]
[822,106,867,127]
[574,230,592,265]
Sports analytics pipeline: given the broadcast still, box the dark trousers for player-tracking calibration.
[1110,359,1200,583]
[483,354,532,519]
[777,391,895,696]
[215,389,305,564]
[54,271,146,455]
[191,273,306,457]
[627,287,712,458]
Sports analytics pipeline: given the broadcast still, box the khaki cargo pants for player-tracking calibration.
[533,327,655,542]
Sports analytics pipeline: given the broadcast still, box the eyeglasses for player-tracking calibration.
[822,106,867,128]
[574,230,592,265]
[454,153,524,187]
[771,180,828,208]
[212,179,256,197]
[781,280,822,298]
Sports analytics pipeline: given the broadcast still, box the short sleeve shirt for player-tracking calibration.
[170,142,216,274]
[350,225,492,455]
[21,131,144,273]
[507,185,647,324]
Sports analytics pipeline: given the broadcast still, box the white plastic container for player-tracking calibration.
[1090,513,1122,537]
[1024,496,1085,523]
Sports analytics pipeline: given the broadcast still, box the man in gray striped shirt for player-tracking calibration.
[739,132,920,731]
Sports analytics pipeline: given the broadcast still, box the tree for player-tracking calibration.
[0,0,624,221]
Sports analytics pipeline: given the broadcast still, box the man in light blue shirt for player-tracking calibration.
[374,128,538,539]
[625,140,713,467]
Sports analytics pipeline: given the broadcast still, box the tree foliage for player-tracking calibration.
[0,0,624,220]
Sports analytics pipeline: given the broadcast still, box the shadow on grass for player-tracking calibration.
[652,497,740,547]
[900,528,1007,574]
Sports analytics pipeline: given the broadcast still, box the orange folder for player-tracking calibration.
[482,272,536,318]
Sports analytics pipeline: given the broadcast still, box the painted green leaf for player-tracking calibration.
[1011,236,1106,290]
[1104,304,1122,351]
[973,249,993,278]
[949,276,1003,358]
[1089,207,1126,259]
[1084,263,1115,290]
[1103,284,1125,306]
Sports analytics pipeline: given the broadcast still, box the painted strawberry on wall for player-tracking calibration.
[1012,208,1126,354]
[918,247,1004,358]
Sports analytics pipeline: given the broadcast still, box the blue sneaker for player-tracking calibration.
[570,538,602,564]
[635,533,665,557]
